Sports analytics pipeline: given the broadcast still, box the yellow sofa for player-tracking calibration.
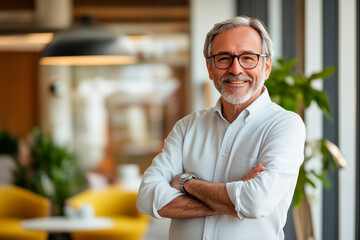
[0,184,50,240]
[68,185,150,240]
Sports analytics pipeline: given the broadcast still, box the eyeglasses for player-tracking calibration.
[208,53,267,70]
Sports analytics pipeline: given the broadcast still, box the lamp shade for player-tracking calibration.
[40,16,136,66]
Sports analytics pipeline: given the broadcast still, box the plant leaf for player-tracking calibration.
[309,66,335,81]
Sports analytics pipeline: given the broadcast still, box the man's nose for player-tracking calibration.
[228,57,245,75]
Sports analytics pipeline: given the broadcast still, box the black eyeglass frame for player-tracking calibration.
[208,53,267,70]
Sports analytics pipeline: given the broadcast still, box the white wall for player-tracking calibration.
[338,0,357,239]
[304,0,324,239]
[268,0,283,61]
[190,0,236,111]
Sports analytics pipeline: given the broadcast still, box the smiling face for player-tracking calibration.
[207,26,272,105]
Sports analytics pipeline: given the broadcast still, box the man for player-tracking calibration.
[137,15,305,240]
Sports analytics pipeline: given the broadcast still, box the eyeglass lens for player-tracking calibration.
[214,53,259,69]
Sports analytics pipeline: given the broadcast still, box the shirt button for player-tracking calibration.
[204,236,209,240]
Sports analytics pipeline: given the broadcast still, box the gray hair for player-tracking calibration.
[203,15,273,67]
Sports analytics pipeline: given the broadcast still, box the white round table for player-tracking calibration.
[22,217,114,240]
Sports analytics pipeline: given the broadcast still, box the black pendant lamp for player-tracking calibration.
[40,16,136,66]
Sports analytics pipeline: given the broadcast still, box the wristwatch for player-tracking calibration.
[179,172,197,193]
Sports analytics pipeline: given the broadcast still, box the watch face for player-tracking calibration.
[180,173,190,180]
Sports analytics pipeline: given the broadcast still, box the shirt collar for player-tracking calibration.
[213,87,272,123]
[214,98,224,119]
[245,87,272,121]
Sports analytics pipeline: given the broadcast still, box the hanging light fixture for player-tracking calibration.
[40,16,137,66]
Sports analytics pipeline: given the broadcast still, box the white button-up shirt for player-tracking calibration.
[137,88,306,240]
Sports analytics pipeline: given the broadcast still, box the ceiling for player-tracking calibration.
[0,0,190,34]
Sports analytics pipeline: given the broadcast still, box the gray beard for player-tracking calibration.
[220,84,254,104]
[216,71,265,105]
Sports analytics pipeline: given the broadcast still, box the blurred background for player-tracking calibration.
[0,0,358,240]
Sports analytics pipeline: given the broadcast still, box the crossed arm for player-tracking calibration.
[157,164,265,218]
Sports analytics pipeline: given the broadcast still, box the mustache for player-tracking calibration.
[220,74,253,83]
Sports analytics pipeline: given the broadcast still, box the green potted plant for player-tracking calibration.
[0,128,87,216]
[265,58,345,240]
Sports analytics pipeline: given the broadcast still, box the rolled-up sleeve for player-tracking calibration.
[137,120,186,219]
[226,114,306,220]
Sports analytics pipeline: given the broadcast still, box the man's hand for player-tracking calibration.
[171,164,265,191]
[170,174,181,190]
[165,164,264,218]
[241,163,265,181]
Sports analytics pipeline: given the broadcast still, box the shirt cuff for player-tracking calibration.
[226,181,245,220]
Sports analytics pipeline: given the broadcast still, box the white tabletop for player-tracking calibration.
[21,217,114,233]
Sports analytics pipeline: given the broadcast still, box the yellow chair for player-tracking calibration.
[68,185,150,240]
[0,184,50,240]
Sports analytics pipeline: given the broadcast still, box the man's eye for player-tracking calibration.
[217,56,231,62]
[242,55,256,61]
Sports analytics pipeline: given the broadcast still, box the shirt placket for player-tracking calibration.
[202,121,239,240]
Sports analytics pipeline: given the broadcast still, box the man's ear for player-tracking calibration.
[206,59,214,80]
[264,58,272,80]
